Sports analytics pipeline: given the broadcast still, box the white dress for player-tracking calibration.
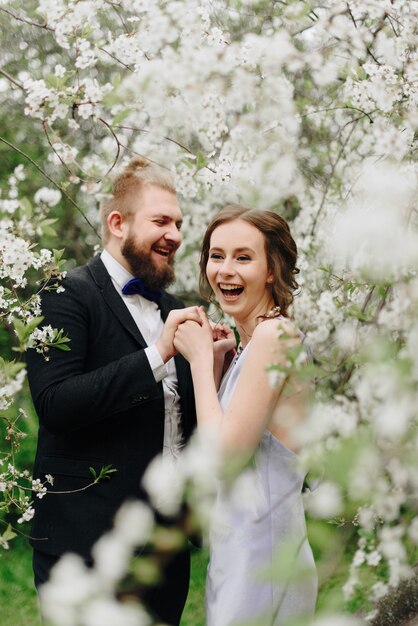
[205,341,317,626]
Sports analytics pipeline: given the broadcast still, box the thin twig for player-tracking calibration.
[42,479,102,495]
[0,135,100,238]
[0,6,53,31]
[310,124,356,236]
[0,68,24,90]
[114,124,218,174]
[299,105,376,125]
[98,117,121,177]
[97,46,135,72]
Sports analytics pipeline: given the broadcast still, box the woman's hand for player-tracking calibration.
[174,307,214,365]
[156,306,203,362]
[212,322,236,362]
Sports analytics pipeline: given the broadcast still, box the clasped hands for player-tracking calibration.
[156,305,236,364]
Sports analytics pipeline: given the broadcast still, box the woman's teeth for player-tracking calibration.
[219,284,244,296]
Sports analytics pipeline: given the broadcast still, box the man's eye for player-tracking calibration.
[154,220,166,225]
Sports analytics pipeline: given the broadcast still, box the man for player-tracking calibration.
[26,156,200,625]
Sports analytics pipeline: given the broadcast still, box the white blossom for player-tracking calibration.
[34,187,62,207]
[17,505,34,524]
[303,481,343,519]
[142,454,183,516]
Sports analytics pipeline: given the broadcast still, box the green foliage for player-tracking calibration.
[12,317,45,349]
[0,536,41,626]
[89,464,118,482]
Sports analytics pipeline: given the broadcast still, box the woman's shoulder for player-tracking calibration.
[249,318,302,364]
[252,316,300,343]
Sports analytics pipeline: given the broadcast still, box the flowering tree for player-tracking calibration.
[1,0,418,624]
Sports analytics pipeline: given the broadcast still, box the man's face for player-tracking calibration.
[121,185,183,290]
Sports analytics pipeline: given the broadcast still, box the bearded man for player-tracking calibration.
[26,157,200,625]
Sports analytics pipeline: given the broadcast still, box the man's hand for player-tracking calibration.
[156,306,203,362]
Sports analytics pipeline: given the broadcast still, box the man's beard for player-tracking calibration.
[121,234,176,291]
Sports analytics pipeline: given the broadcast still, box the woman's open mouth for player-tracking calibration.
[219,283,244,300]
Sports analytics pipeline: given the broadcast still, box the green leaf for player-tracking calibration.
[97,464,118,481]
[2,524,17,542]
[42,226,58,237]
[0,357,26,378]
[196,151,207,170]
[20,197,33,218]
[54,344,71,351]
[12,316,45,344]
[112,108,133,125]
[52,249,65,262]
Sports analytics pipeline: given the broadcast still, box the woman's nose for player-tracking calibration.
[219,257,234,276]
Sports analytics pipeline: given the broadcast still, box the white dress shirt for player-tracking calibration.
[101,249,183,458]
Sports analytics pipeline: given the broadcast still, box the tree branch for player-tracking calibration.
[310,124,356,236]
[0,68,24,91]
[0,135,100,239]
[0,6,53,31]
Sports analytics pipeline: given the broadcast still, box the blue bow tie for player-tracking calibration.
[122,278,162,303]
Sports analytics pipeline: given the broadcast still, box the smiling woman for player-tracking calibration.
[173,204,317,626]
[206,223,272,319]
[200,204,299,319]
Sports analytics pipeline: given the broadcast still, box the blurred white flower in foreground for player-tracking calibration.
[81,598,151,626]
[40,554,100,626]
[329,161,418,281]
[303,481,343,518]
[142,454,184,517]
[40,501,155,624]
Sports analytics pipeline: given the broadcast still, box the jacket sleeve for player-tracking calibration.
[25,274,163,436]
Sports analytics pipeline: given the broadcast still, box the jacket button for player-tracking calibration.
[130,392,150,404]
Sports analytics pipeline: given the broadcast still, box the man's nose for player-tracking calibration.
[164,224,182,245]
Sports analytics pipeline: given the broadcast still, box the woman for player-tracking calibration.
[174,205,317,626]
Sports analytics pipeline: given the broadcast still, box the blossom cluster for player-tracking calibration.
[1,0,418,623]
[40,501,154,626]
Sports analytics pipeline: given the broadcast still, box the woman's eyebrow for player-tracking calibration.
[209,246,255,253]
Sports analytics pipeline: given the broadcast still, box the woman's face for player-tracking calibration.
[206,219,274,322]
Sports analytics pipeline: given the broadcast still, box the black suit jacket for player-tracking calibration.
[26,255,196,558]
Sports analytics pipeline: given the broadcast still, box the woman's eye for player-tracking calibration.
[237,255,251,261]
[210,253,223,260]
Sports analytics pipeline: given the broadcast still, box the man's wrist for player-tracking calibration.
[155,337,174,363]
[145,345,168,382]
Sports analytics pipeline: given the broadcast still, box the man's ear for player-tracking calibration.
[107,211,127,239]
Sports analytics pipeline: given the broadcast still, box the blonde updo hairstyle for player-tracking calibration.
[199,204,300,317]
[99,156,176,244]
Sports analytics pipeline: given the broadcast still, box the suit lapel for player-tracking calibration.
[87,256,148,348]
[88,256,195,435]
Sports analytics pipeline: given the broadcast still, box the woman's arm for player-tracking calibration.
[174,312,302,453]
